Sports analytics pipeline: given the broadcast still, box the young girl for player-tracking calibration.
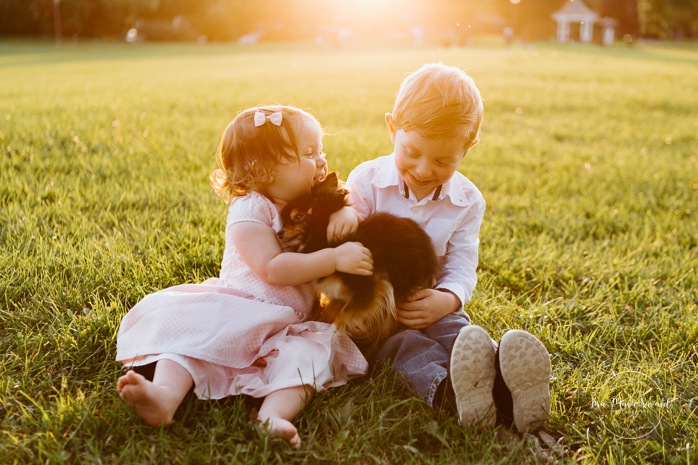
[116,105,373,449]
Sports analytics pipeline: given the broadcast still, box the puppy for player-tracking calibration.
[278,172,438,352]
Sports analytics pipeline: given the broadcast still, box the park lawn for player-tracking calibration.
[0,39,696,464]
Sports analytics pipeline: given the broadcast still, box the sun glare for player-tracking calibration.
[354,0,389,15]
[323,0,394,26]
[313,0,436,37]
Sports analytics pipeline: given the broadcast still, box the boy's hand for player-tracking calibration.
[396,289,461,329]
[327,206,360,244]
[333,241,373,275]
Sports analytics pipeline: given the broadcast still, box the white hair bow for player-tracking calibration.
[254,111,282,127]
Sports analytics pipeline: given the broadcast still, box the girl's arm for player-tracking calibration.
[231,221,373,287]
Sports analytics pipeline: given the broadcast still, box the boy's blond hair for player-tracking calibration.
[391,63,483,148]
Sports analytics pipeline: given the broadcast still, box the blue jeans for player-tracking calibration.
[375,310,470,407]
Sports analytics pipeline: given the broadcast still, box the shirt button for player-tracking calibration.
[411,207,419,213]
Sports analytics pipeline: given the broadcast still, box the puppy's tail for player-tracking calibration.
[334,275,397,350]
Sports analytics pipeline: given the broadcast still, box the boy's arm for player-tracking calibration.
[345,166,373,219]
[396,288,461,329]
[397,198,485,328]
[326,167,373,243]
[435,198,485,306]
[327,206,361,244]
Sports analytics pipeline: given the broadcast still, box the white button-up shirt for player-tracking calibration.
[346,154,485,307]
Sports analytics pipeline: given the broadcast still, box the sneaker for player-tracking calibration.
[498,330,551,433]
[449,325,497,428]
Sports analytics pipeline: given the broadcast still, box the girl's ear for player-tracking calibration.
[385,113,397,144]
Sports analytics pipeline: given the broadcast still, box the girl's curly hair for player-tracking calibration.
[210,105,321,202]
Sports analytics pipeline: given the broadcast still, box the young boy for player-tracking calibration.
[332,63,551,433]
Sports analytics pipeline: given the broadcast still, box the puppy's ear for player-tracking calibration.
[323,172,339,190]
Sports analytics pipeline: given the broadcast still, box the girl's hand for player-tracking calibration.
[396,289,461,329]
[327,207,360,244]
[333,242,373,275]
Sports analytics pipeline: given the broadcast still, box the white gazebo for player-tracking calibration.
[551,0,599,43]
[599,17,618,45]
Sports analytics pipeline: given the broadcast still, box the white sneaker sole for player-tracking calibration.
[498,330,551,433]
[450,325,497,428]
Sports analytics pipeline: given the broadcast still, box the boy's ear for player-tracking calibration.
[385,113,397,143]
[461,138,480,160]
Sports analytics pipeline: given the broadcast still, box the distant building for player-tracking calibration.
[551,0,598,43]
[599,17,618,46]
[551,0,618,45]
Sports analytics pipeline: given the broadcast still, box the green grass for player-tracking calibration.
[1,39,696,464]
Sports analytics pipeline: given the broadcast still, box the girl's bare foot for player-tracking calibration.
[117,370,178,427]
[257,416,302,450]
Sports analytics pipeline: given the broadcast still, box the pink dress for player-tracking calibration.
[116,192,368,400]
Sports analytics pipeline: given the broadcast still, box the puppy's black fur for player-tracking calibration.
[278,172,438,351]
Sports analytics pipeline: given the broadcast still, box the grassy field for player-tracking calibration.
[1,39,696,464]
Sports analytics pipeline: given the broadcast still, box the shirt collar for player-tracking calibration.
[402,180,442,201]
[371,153,471,207]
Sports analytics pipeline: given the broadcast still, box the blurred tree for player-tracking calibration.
[1,0,39,35]
[490,0,561,40]
[27,0,55,35]
[54,0,99,37]
[0,0,695,41]
[638,0,698,39]
[599,0,640,36]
